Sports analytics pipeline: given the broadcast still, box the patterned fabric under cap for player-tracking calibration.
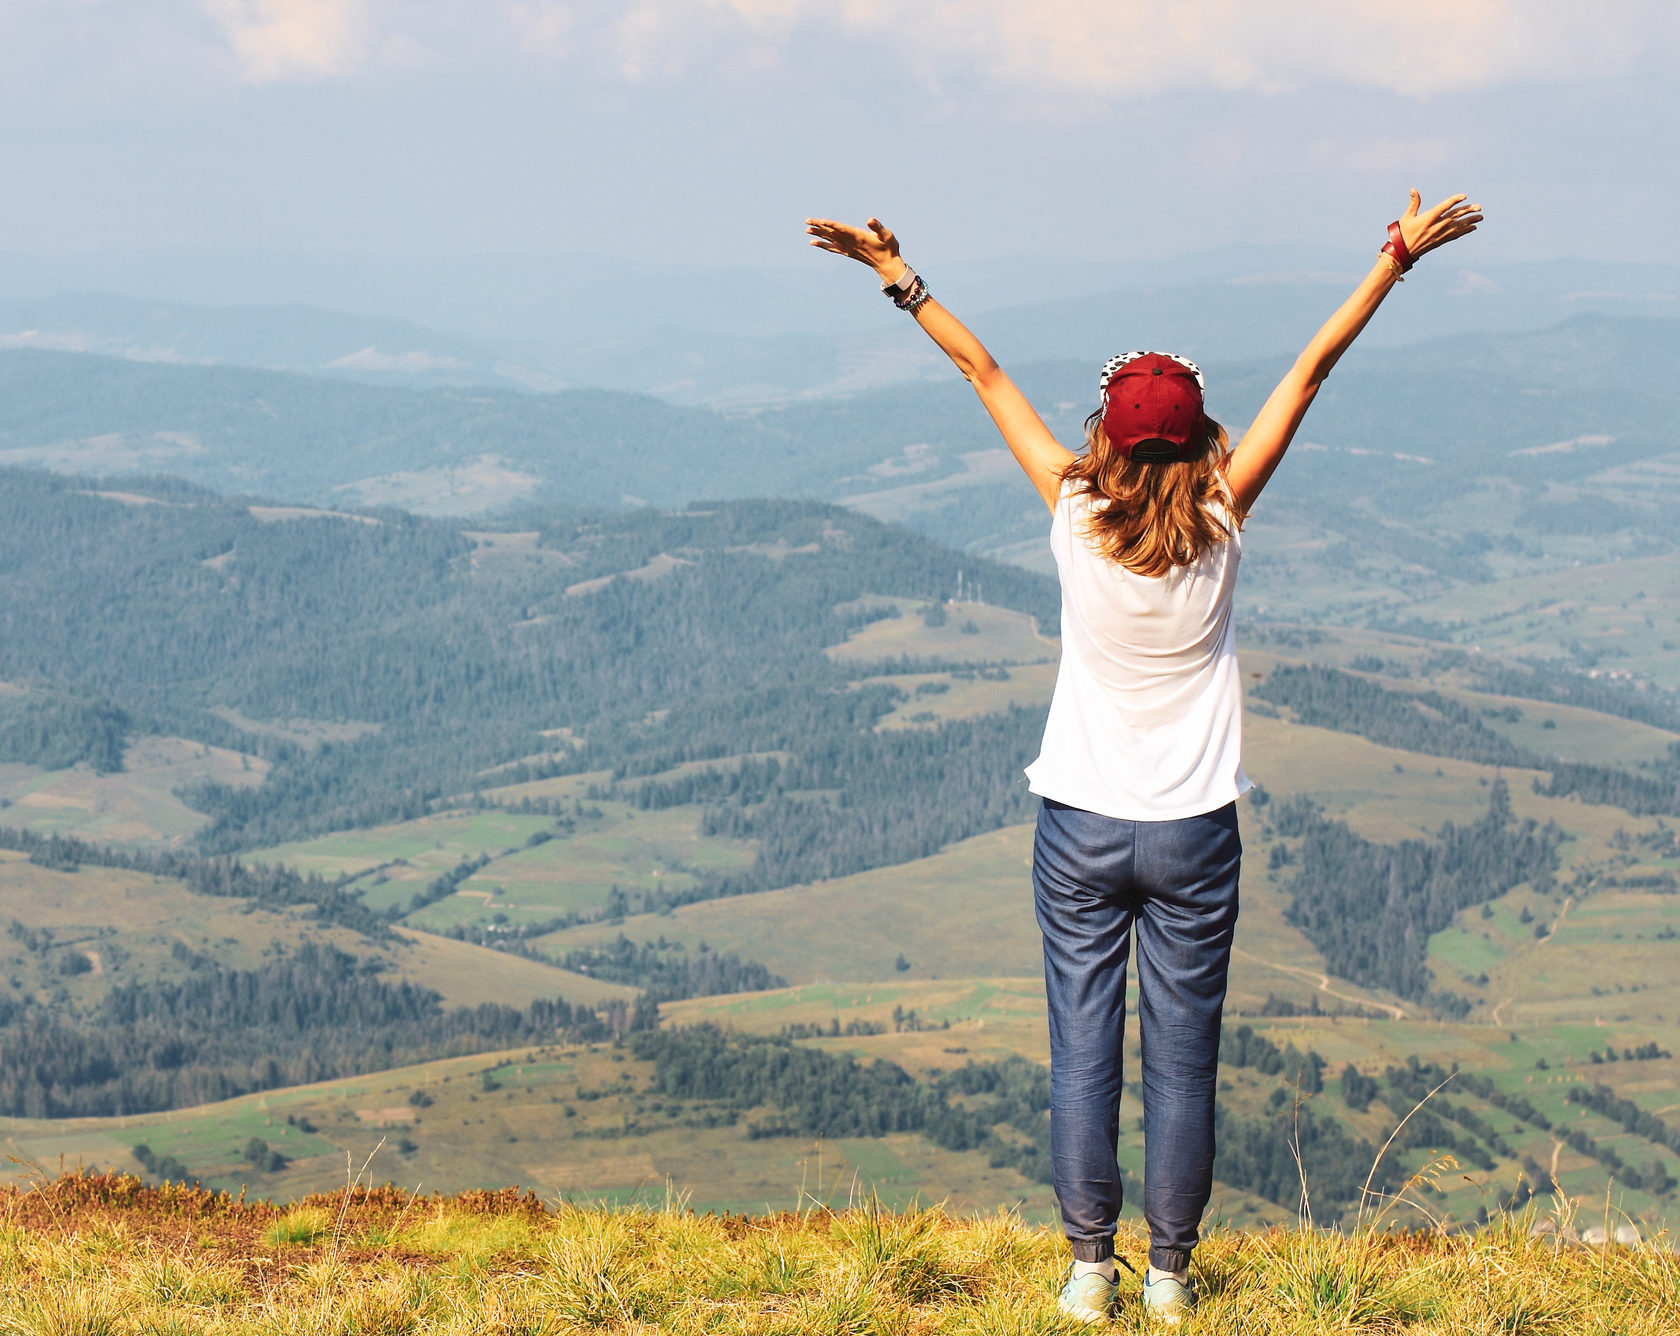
[1098,351,1205,406]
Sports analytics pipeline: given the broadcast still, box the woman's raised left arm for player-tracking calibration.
[1225,189,1483,513]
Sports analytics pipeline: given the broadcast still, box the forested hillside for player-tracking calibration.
[0,471,1072,1119]
[1265,781,1563,1012]
[0,468,1053,867]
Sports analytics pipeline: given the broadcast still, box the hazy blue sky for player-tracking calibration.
[2,2,1678,270]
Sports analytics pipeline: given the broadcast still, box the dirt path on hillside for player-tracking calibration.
[1231,947,1407,1020]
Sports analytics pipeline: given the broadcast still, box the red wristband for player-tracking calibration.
[1381,220,1414,274]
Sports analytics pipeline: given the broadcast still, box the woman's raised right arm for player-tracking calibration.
[806,216,1074,511]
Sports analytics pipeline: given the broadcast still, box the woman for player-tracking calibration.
[805,191,1482,1324]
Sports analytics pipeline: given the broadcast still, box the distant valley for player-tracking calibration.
[5,309,1680,632]
[0,471,1677,1230]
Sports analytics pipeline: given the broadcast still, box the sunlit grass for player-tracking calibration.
[264,1207,331,1247]
[0,1172,1676,1334]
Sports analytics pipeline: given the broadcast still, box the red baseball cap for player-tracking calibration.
[1098,351,1207,462]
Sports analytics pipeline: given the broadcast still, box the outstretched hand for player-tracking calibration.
[1396,189,1483,260]
[805,216,905,281]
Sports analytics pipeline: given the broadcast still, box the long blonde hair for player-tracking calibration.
[1060,410,1243,578]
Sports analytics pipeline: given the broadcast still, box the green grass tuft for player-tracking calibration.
[263,1208,330,1247]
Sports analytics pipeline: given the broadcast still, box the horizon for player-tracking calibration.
[2,4,1677,280]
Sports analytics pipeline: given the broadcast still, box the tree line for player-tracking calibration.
[0,691,130,774]
[1252,665,1540,768]
[0,825,389,940]
[1255,662,1680,824]
[1267,781,1562,1012]
[630,1024,1406,1221]
[552,935,786,1003]
[1468,658,1680,734]
[1567,1082,1680,1163]
[0,941,634,1118]
[1536,745,1680,817]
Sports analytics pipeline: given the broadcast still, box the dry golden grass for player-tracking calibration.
[1,1172,1676,1335]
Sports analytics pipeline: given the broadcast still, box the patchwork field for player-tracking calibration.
[8,555,1680,1241]
[825,599,1058,666]
[0,848,629,1013]
[0,735,266,844]
[1400,552,1680,689]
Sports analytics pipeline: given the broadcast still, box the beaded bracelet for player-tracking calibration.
[895,274,932,312]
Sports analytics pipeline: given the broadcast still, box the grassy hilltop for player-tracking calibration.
[1,1172,1676,1335]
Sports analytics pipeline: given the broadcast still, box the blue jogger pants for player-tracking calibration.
[1032,796,1242,1274]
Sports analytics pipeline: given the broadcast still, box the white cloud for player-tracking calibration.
[158,0,1680,93]
[614,4,692,82]
[197,0,373,83]
[592,0,1680,98]
[507,1,572,59]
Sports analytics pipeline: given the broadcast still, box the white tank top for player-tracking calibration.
[1024,483,1250,821]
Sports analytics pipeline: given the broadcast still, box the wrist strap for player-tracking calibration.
[881,265,918,298]
[1380,221,1414,274]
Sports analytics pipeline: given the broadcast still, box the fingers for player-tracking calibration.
[1413,200,1484,256]
[1395,189,1484,257]
[805,217,877,244]
[805,223,864,254]
[805,213,893,268]
[1433,200,1484,233]
[1424,193,1468,224]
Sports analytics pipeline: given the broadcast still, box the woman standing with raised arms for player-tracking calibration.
[806,190,1482,1325]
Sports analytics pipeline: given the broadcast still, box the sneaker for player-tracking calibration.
[1140,1273,1195,1326]
[1057,1269,1118,1324]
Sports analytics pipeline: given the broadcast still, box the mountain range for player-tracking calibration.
[4,250,1678,406]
